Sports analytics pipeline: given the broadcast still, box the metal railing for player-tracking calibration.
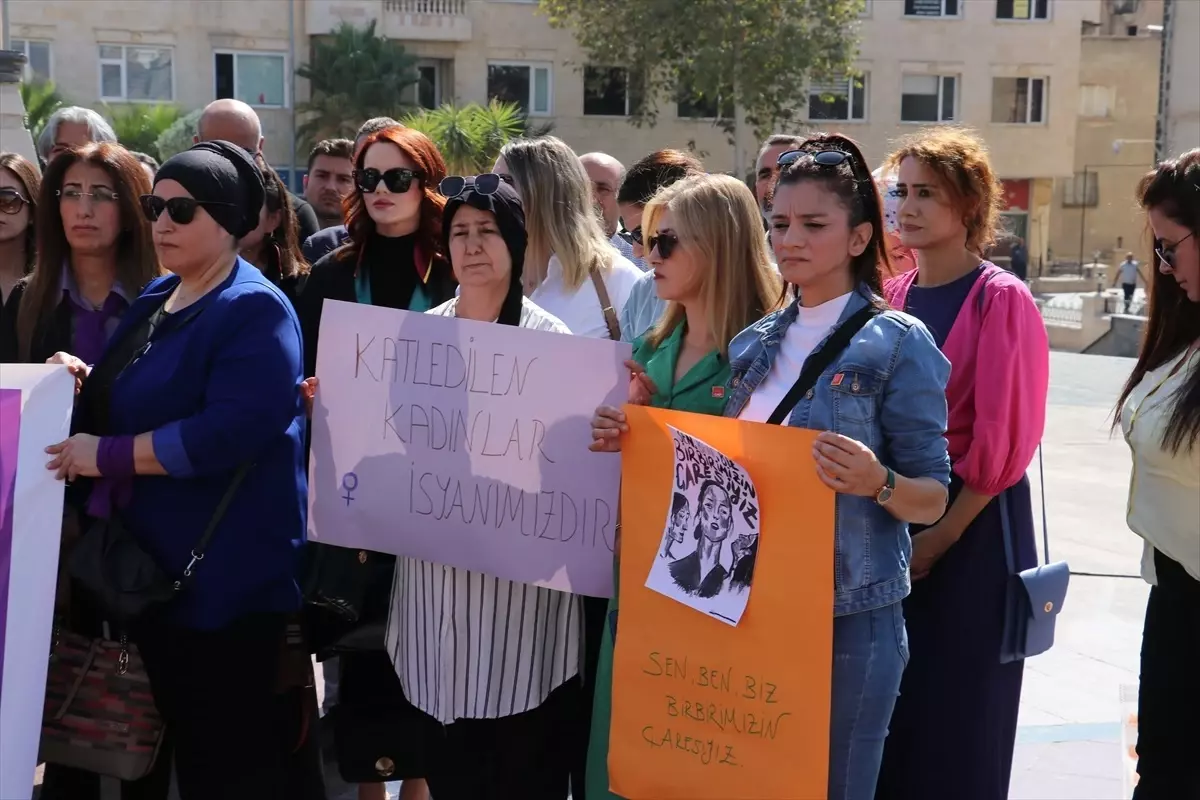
[383,0,467,13]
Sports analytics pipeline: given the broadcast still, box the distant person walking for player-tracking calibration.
[1113,252,1145,313]
[1009,238,1028,281]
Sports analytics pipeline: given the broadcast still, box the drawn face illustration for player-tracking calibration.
[670,507,690,543]
[698,483,733,543]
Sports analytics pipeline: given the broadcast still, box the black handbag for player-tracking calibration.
[67,463,252,623]
[326,696,440,783]
[301,543,396,658]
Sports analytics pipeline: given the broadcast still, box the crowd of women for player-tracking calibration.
[0,102,1196,800]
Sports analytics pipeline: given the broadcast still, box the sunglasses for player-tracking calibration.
[438,173,514,198]
[355,167,423,194]
[617,225,643,247]
[139,195,237,225]
[648,232,680,260]
[777,149,854,169]
[1155,232,1194,269]
[0,188,29,215]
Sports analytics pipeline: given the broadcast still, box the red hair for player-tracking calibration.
[338,126,447,267]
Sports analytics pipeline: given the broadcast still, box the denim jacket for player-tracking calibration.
[724,284,951,617]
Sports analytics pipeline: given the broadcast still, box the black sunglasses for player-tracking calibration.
[438,173,513,198]
[0,188,29,215]
[139,195,237,225]
[617,225,643,247]
[355,167,424,194]
[777,149,854,169]
[648,232,680,260]
[1155,232,1195,268]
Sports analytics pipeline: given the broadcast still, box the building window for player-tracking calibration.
[1062,172,1098,207]
[900,74,957,123]
[583,67,644,117]
[996,0,1050,20]
[487,62,552,116]
[904,0,960,17]
[11,39,52,82]
[417,63,440,110]
[1079,84,1113,118]
[214,52,287,108]
[809,73,868,122]
[99,45,173,102]
[860,0,873,15]
[992,77,1047,124]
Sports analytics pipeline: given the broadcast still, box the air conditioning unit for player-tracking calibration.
[1111,0,1140,16]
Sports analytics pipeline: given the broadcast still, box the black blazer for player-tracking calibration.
[0,280,74,364]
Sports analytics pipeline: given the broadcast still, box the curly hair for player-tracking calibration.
[884,126,1005,255]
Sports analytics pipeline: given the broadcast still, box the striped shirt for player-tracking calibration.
[611,231,646,271]
[386,296,584,724]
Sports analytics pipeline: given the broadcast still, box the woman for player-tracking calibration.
[0,152,39,304]
[240,164,309,306]
[298,125,454,800]
[1117,149,1200,798]
[723,134,952,800]
[381,174,575,798]
[587,172,783,800]
[874,127,1049,800]
[494,136,642,340]
[1,143,159,365]
[43,140,321,798]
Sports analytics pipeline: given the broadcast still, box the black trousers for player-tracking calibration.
[424,678,580,800]
[136,612,326,800]
[569,595,609,800]
[1133,549,1200,799]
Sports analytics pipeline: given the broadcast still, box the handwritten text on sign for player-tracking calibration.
[309,300,631,597]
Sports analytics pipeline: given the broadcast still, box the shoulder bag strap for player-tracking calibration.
[589,266,622,341]
[767,305,879,425]
[174,461,254,588]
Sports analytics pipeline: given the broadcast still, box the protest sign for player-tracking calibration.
[610,406,834,800]
[0,365,74,800]
[309,300,631,598]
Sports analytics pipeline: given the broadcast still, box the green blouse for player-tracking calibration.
[585,321,729,800]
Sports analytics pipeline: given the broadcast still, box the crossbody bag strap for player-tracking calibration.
[589,266,622,341]
[1037,444,1049,564]
[766,305,879,425]
[173,461,254,589]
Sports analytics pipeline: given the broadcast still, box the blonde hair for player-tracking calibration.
[642,174,783,357]
[499,136,616,291]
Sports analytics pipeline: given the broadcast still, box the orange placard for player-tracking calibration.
[609,406,834,800]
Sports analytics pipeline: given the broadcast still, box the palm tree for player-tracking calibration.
[105,104,183,159]
[403,101,526,175]
[296,20,421,150]
[19,80,64,143]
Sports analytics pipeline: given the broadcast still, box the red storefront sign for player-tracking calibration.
[1002,179,1030,212]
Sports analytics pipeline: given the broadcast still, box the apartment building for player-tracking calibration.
[1158,0,1200,159]
[5,0,1097,265]
[1048,0,1163,267]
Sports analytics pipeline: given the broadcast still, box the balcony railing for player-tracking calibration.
[383,0,467,13]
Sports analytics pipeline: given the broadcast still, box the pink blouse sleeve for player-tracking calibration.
[954,281,1050,494]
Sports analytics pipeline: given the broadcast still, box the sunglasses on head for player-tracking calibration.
[777,149,855,169]
[617,225,643,247]
[1155,231,1195,269]
[438,173,514,198]
[0,188,29,215]
[648,232,680,260]
[139,194,237,225]
[355,167,424,194]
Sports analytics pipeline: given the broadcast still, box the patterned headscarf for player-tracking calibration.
[873,166,901,235]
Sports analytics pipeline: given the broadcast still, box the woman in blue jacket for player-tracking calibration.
[45,141,321,799]
[723,134,951,800]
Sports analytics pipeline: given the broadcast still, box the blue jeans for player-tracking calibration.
[829,602,909,800]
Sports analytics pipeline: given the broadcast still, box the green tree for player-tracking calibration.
[538,0,864,140]
[105,104,182,159]
[19,80,64,143]
[155,108,203,162]
[296,20,421,149]
[403,101,526,175]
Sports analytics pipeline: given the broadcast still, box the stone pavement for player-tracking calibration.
[1009,351,1147,800]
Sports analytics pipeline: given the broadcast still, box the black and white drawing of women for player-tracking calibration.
[668,479,737,598]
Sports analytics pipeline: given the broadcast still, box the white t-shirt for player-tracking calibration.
[737,292,853,423]
[1118,259,1140,285]
[530,250,643,340]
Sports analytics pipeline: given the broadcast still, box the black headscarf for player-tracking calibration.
[441,178,526,327]
[154,140,264,239]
